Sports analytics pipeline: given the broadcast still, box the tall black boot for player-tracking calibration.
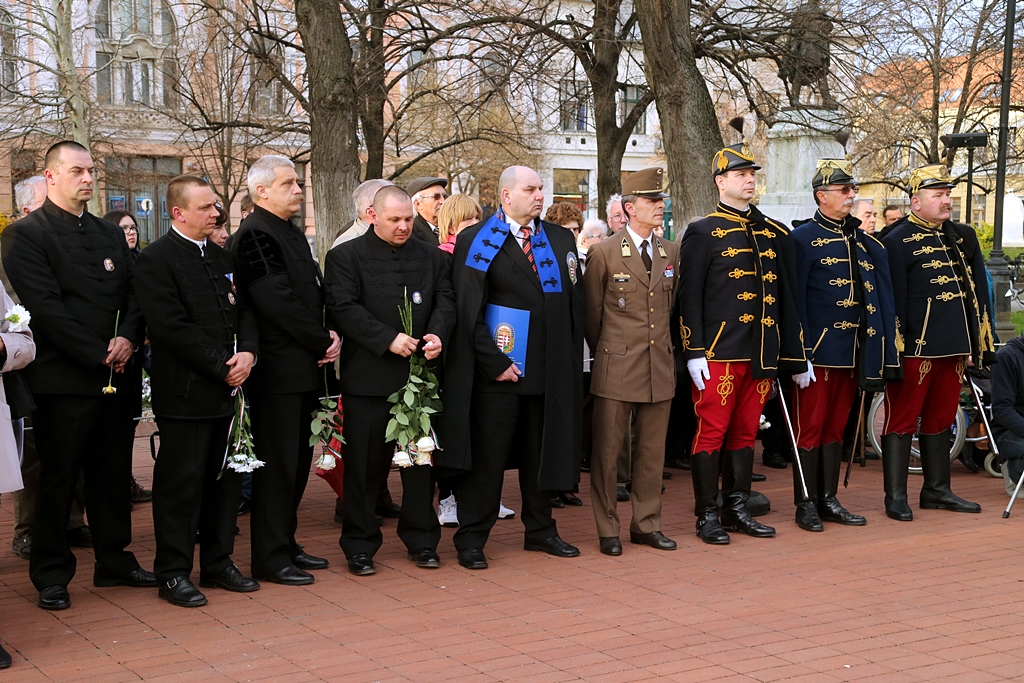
[818,441,866,525]
[881,432,913,521]
[690,451,729,545]
[720,448,776,537]
[793,447,823,532]
[919,430,981,513]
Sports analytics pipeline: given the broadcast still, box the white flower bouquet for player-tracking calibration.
[4,304,30,332]
[223,386,264,474]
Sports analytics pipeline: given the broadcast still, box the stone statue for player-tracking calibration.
[779,0,836,109]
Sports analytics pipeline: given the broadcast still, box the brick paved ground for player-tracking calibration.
[2,428,1024,682]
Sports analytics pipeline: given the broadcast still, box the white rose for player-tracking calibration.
[392,450,413,468]
[316,452,337,471]
[416,436,435,454]
[413,450,432,466]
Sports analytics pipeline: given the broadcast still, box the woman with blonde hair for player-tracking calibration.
[437,194,482,254]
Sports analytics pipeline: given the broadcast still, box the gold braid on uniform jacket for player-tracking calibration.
[906,212,994,356]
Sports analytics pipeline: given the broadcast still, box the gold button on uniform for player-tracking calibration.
[650,308,655,313]
[619,287,624,292]
[650,340,655,345]
[649,291,654,298]
[650,324,655,329]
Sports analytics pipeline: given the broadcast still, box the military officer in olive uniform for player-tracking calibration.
[880,164,994,520]
[584,168,679,556]
[790,160,900,532]
[677,143,807,545]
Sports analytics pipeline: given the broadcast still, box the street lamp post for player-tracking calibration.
[988,0,1017,341]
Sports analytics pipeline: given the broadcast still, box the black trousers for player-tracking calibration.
[453,392,555,551]
[248,390,319,575]
[29,394,139,590]
[340,394,439,557]
[665,371,697,462]
[152,416,239,583]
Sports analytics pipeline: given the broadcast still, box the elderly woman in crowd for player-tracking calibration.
[544,202,584,240]
[0,278,37,668]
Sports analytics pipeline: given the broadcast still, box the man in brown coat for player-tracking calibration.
[583,167,679,556]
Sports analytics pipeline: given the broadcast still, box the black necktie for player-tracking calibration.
[640,239,652,274]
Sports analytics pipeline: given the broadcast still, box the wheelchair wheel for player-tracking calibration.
[984,452,1002,479]
[867,394,966,474]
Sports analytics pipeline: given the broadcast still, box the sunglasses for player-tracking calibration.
[821,185,860,195]
[419,192,447,202]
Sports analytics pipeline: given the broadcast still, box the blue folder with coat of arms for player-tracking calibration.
[484,304,530,377]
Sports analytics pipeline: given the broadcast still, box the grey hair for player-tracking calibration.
[620,194,638,211]
[852,198,874,213]
[353,179,394,213]
[606,194,622,215]
[14,176,46,212]
[581,218,608,238]
[247,155,295,197]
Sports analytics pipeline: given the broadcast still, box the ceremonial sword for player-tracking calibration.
[844,390,866,488]
[775,380,809,501]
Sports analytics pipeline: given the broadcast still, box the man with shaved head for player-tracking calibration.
[443,166,584,569]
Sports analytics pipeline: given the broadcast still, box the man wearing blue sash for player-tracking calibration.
[442,166,584,569]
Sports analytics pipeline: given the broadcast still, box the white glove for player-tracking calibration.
[793,360,816,389]
[687,357,711,391]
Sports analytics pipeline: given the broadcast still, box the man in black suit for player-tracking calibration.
[443,166,584,569]
[406,177,447,245]
[134,175,260,607]
[324,186,455,575]
[232,155,340,586]
[2,141,157,610]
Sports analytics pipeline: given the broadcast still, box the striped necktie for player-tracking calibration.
[519,226,538,277]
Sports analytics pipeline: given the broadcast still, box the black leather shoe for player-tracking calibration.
[292,552,329,570]
[375,502,402,518]
[0,642,11,668]
[407,548,441,568]
[550,495,565,509]
[66,525,93,548]
[159,576,207,607]
[11,533,30,560]
[919,431,982,513]
[818,497,867,525]
[524,536,580,557]
[130,476,153,503]
[795,502,824,532]
[199,565,260,592]
[457,548,488,569]
[629,531,677,550]
[38,585,70,611]
[599,537,622,556]
[665,457,691,470]
[662,470,673,480]
[616,486,630,502]
[259,565,315,585]
[347,553,376,576]
[751,473,767,482]
[762,450,788,469]
[696,510,730,545]
[94,567,158,588]
[237,498,252,515]
[558,492,583,506]
[882,432,914,521]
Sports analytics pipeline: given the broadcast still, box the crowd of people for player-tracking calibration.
[0,137,1019,669]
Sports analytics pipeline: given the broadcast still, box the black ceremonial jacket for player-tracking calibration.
[1,198,144,395]
[324,228,455,398]
[231,205,332,394]
[134,230,259,419]
[677,202,806,377]
[443,218,584,490]
[882,213,994,364]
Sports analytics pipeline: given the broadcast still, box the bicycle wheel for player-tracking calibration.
[867,394,965,474]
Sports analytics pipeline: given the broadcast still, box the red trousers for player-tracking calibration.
[884,356,965,435]
[792,366,858,449]
[692,361,773,453]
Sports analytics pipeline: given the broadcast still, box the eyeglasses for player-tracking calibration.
[822,185,860,195]
[418,192,447,202]
[122,225,137,233]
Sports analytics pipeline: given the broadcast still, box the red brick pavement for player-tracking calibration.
[2,434,1024,682]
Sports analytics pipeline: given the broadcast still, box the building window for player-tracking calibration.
[553,168,589,213]
[560,79,588,133]
[97,0,174,41]
[620,85,647,135]
[105,156,182,245]
[160,58,178,108]
[0,13,16,101]
[124,60,152,106]
[97,52,113,104]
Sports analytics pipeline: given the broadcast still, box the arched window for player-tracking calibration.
[95,0,175,41]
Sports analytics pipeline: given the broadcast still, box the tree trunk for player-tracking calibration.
[51,0,96,212]
[295,0,362,263]
[633,0,721,221]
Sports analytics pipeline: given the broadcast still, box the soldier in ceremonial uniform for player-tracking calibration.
[444,166,583,569]
[879,164,993,520]
[584,168,678,556]
[789,160,900,532]
[677,143,806,545]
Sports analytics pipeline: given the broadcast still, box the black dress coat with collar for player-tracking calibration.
[133,230,259,419]
[1,198,144,395]
[442,218,584,491]
[230,205,332,395]
[411,215,440,246]
[323,227,455,398]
